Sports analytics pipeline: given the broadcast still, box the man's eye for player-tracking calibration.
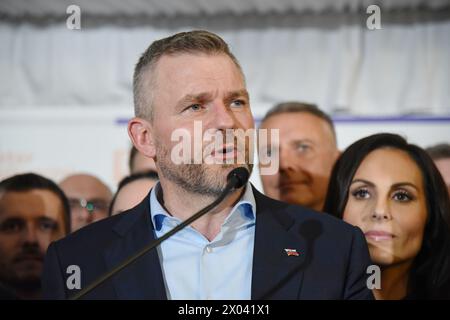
[188,104,202,111]
[0,220,24,233]
[230,100,246,108]
[352,188,370,199]
[90,201,108,212]
[296,144,311,153]
[393,191,412,202]
[39,220,58,232]
[68,199,80,209]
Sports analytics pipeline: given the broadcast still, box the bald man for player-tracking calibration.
[59,174,112,232]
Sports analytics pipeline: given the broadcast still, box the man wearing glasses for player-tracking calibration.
[59,174,112,232]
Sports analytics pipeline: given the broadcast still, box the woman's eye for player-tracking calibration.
[393,191,412,202]
[352,188,370,199]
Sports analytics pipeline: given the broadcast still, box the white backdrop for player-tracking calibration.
[1,18,449,115]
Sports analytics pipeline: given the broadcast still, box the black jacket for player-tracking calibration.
[42,185,374,300]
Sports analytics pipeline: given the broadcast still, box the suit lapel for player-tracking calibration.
[104,193,167,300]
[102,186,311,299]
[251,187,308,300]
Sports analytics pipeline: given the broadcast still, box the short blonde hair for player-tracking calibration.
[133,30,243,120]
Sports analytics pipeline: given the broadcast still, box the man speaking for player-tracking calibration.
[42,30,373,300]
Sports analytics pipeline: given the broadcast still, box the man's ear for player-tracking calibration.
[128,117,156,159]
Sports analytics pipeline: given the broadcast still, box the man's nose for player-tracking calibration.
[23,226,39,244]
[279,147,296,172]
[209,102,235,130]
[78,208,93,223]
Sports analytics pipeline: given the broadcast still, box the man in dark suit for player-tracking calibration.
[42,30,373,300]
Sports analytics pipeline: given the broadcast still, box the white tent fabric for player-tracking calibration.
[1,0,448,18]
[1,19,449,116]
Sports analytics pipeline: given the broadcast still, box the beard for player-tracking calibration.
[0,247,43,297]
[156,140,253,197]
[0,273,41,294]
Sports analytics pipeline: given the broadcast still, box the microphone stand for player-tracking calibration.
[70,171,245,300]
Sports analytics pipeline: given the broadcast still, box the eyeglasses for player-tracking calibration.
[68,198,109,215]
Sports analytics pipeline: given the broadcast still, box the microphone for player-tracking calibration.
[70,167,250,300]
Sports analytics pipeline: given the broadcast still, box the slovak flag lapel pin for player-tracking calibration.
[284,248,300,256]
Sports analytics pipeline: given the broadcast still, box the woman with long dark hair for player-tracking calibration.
[323,133,450,299]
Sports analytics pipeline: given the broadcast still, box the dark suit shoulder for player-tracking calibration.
[285,202,356,233]
[251,187,373,299]
[252,186,358,235]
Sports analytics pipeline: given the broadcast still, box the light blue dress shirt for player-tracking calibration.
[149,182,256,300]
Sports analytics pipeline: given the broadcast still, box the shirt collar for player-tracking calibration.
[149,182,256,232]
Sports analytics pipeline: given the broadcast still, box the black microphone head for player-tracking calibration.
[227,167,250,189]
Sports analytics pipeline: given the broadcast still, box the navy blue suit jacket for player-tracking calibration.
[42,186,374,300]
